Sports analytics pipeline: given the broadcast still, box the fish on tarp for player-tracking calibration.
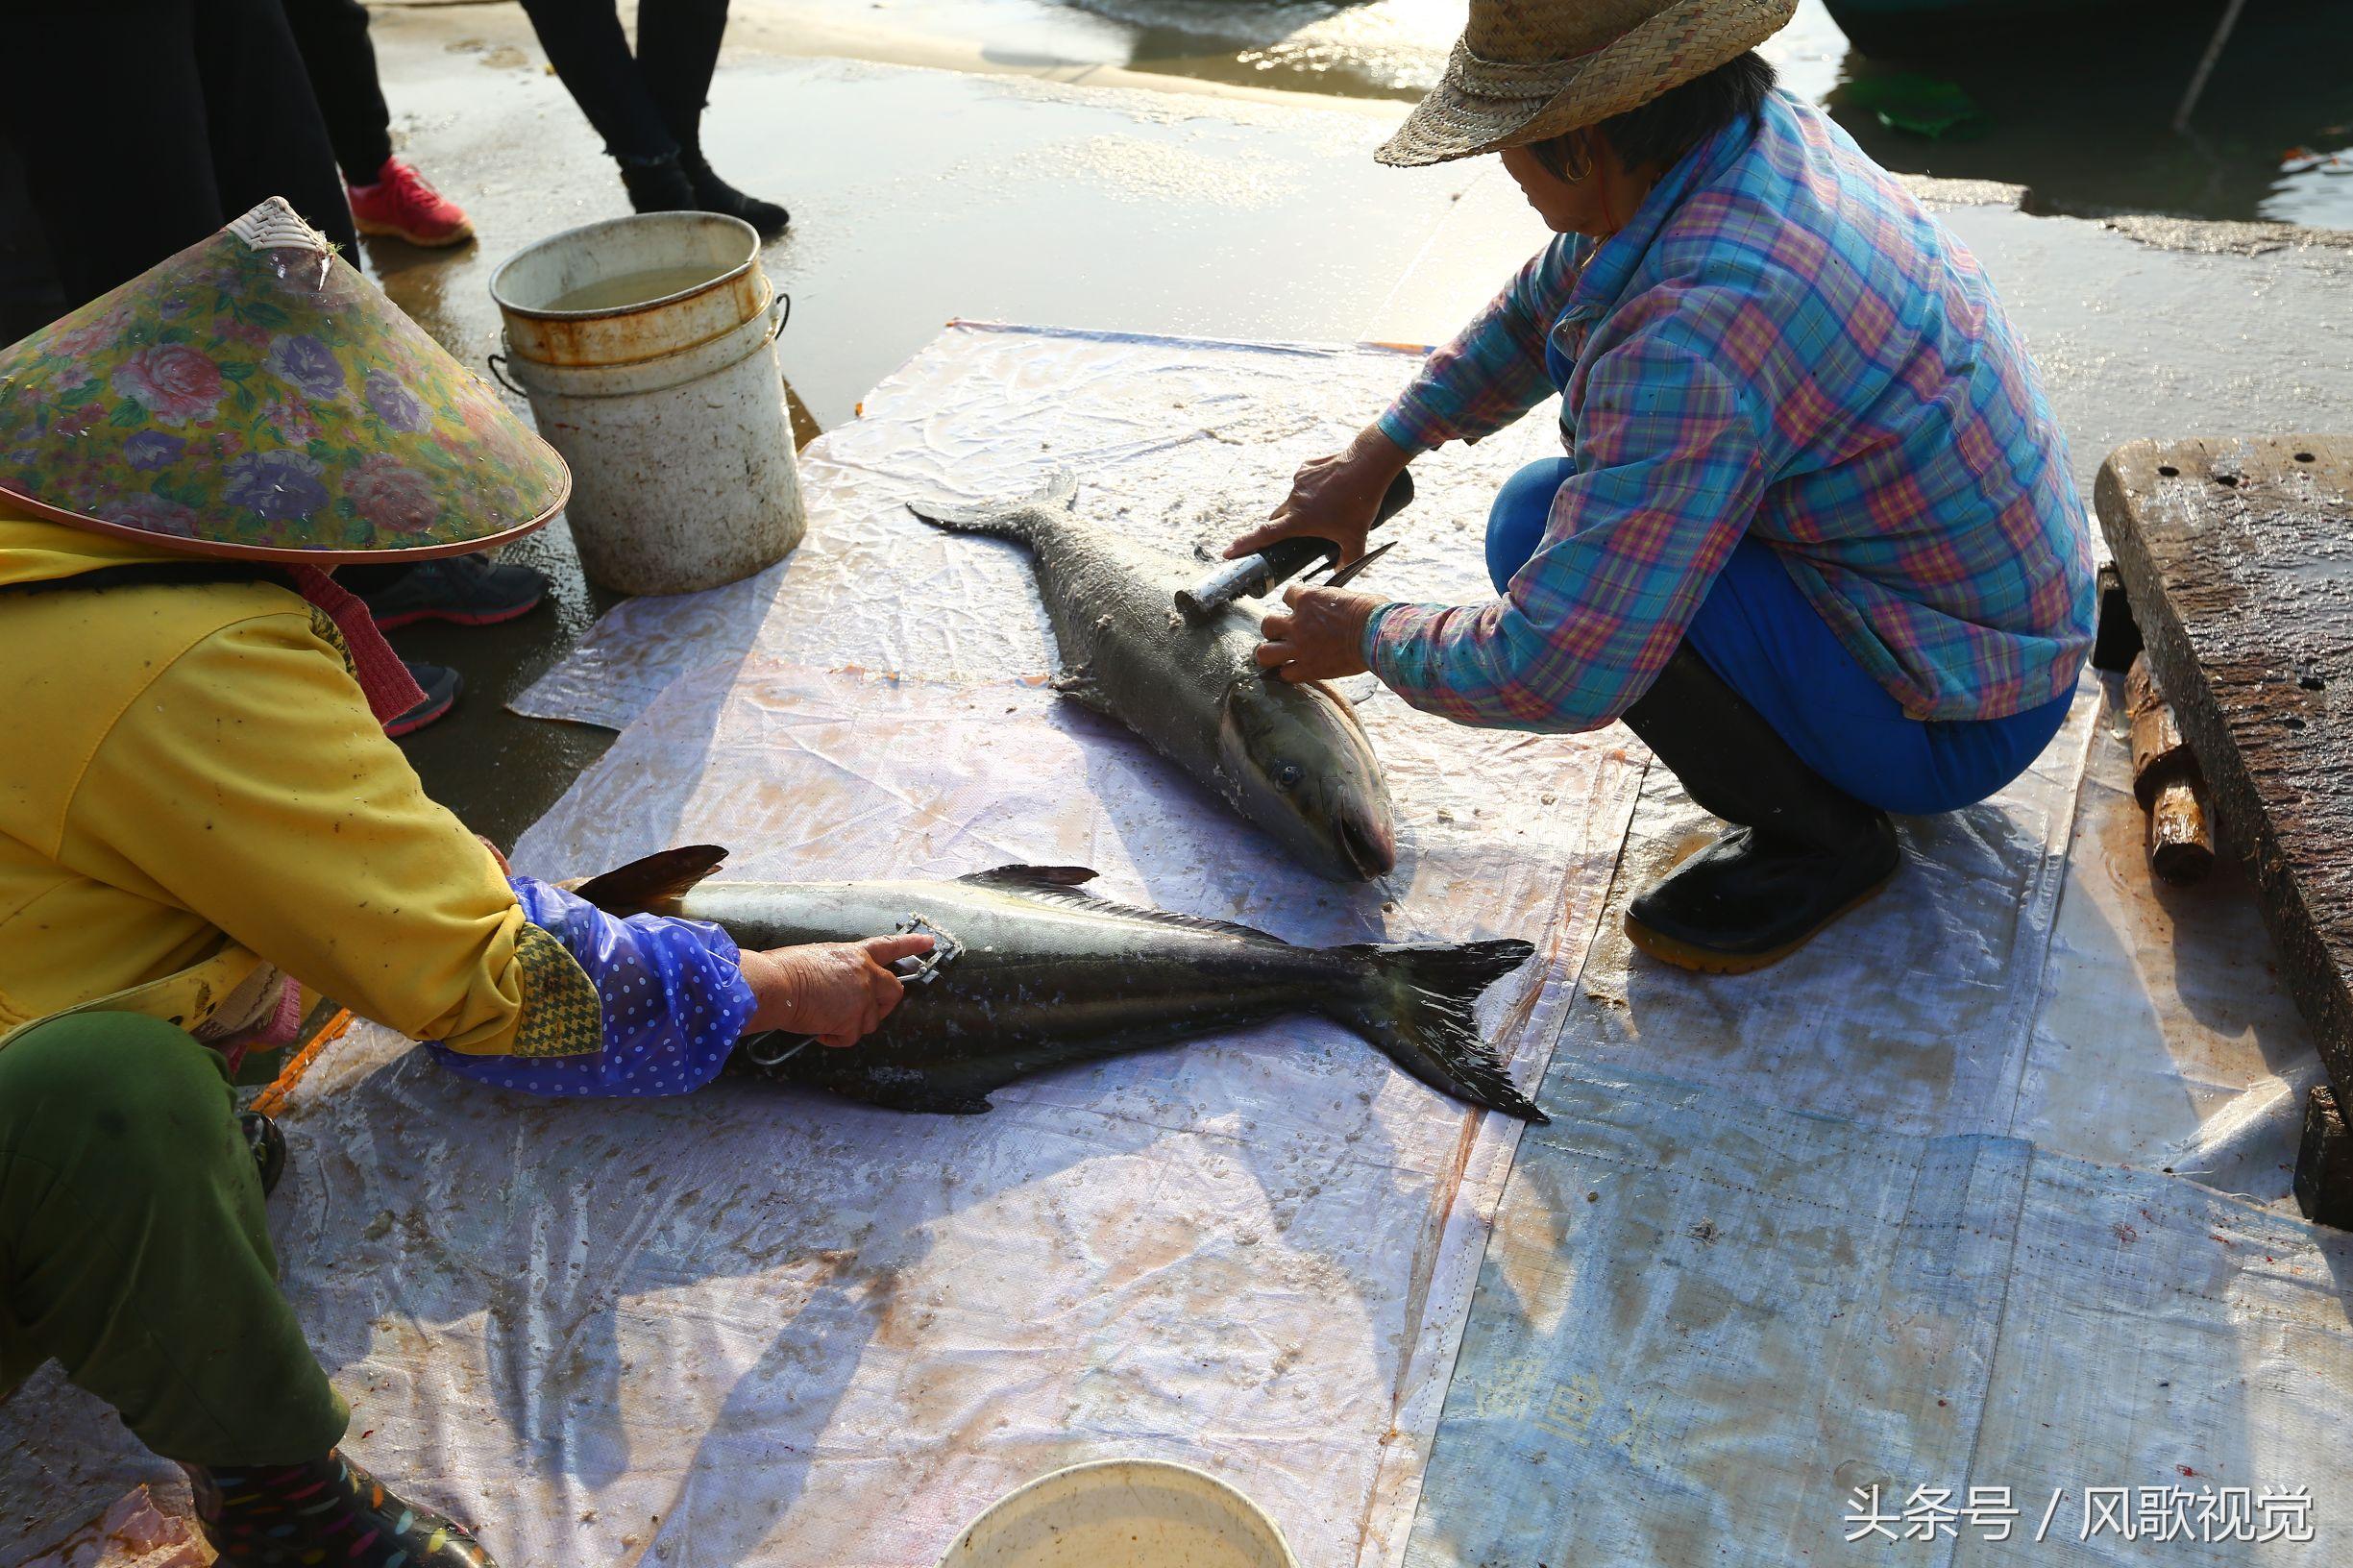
[908,475,1397,882]
[573,845,1545,1121]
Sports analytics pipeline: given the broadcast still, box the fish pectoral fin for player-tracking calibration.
[1048,667,1118,717]
[959,868,1291,943]
[957,864,1102,891]
[570,845,730,915]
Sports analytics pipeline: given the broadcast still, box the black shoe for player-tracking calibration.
[1625,818,1900,972]
[239,1110,286,1199]
[678,147,789,239]
[184,1451,496,1566]
[385,661,462,738]
[359,552,548,630]
[618,151,699,214]
[1617,648,1900,973]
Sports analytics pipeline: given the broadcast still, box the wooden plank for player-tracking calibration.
[2094,434,2353,1137]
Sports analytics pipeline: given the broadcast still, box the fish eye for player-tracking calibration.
[1271,761,1305,791]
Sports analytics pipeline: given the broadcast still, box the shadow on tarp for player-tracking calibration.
[1403,1065,2353,1567]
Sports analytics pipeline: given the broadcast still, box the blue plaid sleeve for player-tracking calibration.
[1367,294,1777,732]
[1376,235,1583,454]
[429,875,757,1097]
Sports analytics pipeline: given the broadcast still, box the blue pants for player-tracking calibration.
[1486,458,2072,816]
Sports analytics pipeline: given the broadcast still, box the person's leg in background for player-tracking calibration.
[0,1012,497,1565]
[514,0,786,235]
[279,0,475,247]
[514,0,699,210]
[276,0,394,184]
[190,0,357,254]
[637,0,788,236]
[0,132,66,343]
[0,1,227,311]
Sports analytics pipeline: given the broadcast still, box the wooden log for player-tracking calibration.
[2096,434,2353,1225]
[2294,1085,2353,1230]
[2125,652,2217,883]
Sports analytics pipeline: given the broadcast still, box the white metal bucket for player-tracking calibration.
[488,212,805,597]
[936,1460,1300,1568]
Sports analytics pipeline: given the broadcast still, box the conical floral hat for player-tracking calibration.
[0,198,568,561]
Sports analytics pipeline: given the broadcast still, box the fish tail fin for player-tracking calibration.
[906,471,1077,541]
[1327,940,1546,1122]
[569,845,729,915]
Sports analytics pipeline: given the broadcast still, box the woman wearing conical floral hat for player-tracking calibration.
[0,202,928,1566]
[1242,0,2094,974]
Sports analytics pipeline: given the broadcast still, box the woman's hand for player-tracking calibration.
[1255,584,1385,683]
[738,934,936,1047]
[1224,423,1410,564]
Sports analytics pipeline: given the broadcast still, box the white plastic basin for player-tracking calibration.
[936,1460,1300,1568]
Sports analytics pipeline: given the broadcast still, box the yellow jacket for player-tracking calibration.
[0,506,597,1057]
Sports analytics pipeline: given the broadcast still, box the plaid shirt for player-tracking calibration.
[1365,91,2094,730]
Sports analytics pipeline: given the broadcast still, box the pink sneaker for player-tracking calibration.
[347,158,475,248]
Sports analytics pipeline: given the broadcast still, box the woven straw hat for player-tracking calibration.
[1380,0,1797,167]
[0,198,569,563]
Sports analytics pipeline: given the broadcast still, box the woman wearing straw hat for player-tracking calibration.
[0,201,926,1565]
[1242,0,2093,973]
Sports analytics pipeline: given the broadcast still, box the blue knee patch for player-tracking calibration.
[1485,457,1578,595]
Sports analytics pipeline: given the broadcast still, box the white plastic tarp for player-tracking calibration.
[0,325,1639,1565]
[10,322,2352,1567]
[1402,681,2350,1565]
[1407,1067,2353,1567]
[511,321,1552,727]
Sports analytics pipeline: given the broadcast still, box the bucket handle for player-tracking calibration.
[484,298,785,395]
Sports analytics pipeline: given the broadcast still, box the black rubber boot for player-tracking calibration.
[678,146,789,239]
[1616,647,1900,973]
[239,1109,286,1199]
[617,151,699,214]
[184,1451,496,1566]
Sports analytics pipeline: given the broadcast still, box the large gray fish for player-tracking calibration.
[574,845,1544,1121]
[908,475,1397,882]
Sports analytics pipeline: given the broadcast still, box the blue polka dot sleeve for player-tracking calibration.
[427,876,758,1097]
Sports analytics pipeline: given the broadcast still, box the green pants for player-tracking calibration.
[0,1011,348,1463]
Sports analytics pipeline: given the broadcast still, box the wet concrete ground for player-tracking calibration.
[351,1,2353,845]
[715,0,2353,227]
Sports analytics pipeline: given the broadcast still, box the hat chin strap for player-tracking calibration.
[286,565,428,723]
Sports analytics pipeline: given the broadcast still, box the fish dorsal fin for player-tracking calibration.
[958,865,1287,944]
[572,845,729,914]
[955,864,1101,891]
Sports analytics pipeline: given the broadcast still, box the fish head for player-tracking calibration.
[1217,673,1398,881]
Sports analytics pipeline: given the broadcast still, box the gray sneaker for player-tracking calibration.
[385,660,462,738]
[359,552,547,630]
